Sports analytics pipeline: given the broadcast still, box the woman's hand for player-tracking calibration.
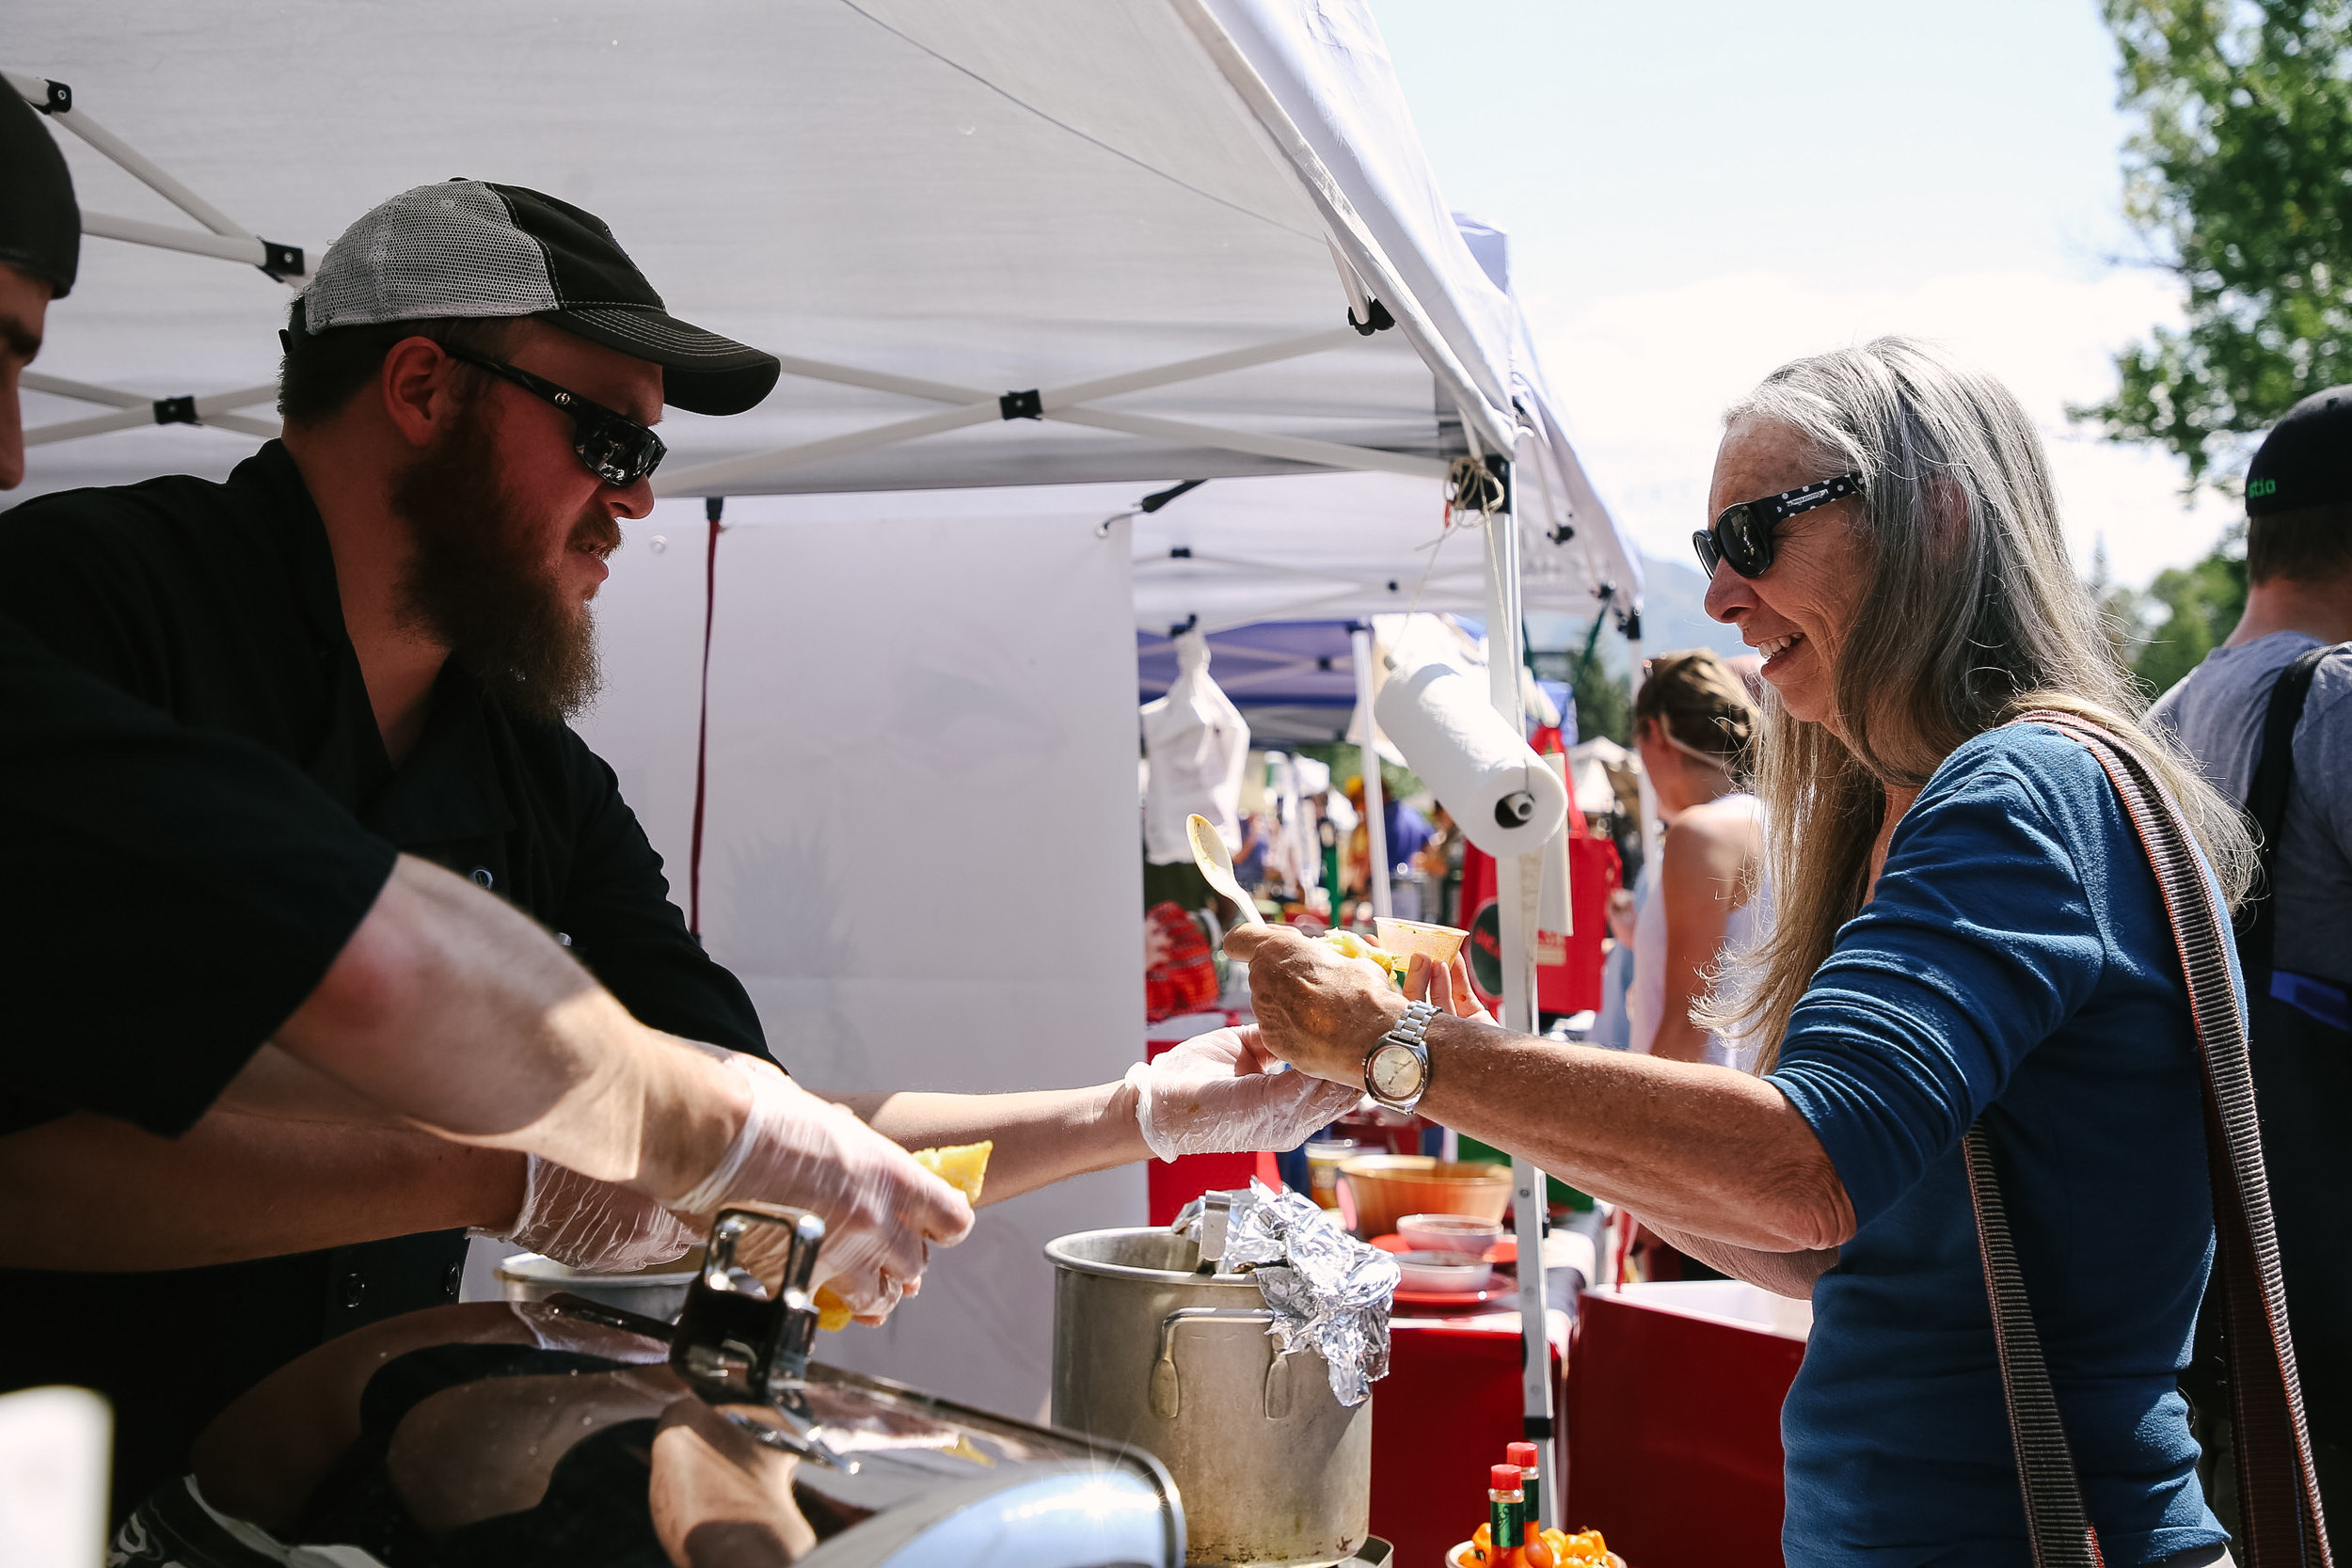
[1221,926,1404,1085]
[1403,952,1493,1023]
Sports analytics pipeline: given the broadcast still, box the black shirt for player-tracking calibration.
[0,614,396,1132]
[0,441,770,1508]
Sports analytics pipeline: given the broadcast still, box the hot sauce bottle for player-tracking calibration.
[1507,1440,1543,1532]
[1487,1464,1528,1568]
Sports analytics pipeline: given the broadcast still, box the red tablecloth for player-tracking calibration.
[1567,1285,1805,1568]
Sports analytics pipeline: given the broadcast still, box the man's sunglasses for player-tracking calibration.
[1692,473,1863,578]
[445,350,667,487]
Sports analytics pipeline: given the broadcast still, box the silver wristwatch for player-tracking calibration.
[1364,1000,1439,1114]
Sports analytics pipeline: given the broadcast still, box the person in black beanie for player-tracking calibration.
[2149,384,2352,1552]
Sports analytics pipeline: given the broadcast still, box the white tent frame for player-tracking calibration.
[8,59,1459,498]
[8,69,306,450]
[10,8,1582,1508]
[657,325,1449,497]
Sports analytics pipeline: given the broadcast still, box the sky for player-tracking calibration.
[1371,0,2240,591]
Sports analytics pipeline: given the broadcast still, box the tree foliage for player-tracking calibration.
[2090,530,2250,698]
[2079,1,2352,483]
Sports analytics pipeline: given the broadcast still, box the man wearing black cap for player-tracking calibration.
[0,163,1350,1509]
[2150,386,2352,1545]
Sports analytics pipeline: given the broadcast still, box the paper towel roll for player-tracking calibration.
[1374,660,1568,859]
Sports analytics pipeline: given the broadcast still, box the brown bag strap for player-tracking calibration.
[1967,712,2334,1567]
[1963,1123,2106,1565]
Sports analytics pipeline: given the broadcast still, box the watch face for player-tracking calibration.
[1369,1043,1424,1101]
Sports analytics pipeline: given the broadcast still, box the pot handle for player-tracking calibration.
[1150,1307,1285,1420]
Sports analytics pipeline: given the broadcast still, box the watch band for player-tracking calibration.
[1364,999,1438,1114]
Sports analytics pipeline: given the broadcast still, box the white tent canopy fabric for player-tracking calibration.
[7,1,1614,1436]
[8,0,1636,621]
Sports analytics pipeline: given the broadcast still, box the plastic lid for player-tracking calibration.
[1489,1464,1524,1492]
[1507,1441,1539,1468]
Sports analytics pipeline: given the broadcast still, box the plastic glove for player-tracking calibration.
[670,1054,974,1323]
[479,1155,699,1273]
[1124,1026,1364,1162]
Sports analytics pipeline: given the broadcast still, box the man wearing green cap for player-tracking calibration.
[2149,385,2352,1548]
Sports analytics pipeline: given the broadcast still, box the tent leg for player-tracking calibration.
[1628,635,1659,874]
[1350,624,1391,924]
[1481,461,1560,1528]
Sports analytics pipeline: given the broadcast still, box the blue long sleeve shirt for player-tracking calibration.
[1766,724,2230,1565]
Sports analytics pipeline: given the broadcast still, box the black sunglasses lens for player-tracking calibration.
[576,420,663,485]
[1723,505,1768,576]
[1692,530,1720,575]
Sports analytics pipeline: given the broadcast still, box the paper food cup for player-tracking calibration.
[1373,917,1470,968]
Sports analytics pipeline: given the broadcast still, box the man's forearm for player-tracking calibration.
[827,1084,1149,1206]
[1641,1219,1837,1300]
[275,855,745,1204]
[0,1110,524,1270]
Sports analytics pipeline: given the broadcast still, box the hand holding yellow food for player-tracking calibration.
[815,1141,993,1330]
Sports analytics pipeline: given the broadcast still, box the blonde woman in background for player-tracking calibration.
[1627,649,1765,1066]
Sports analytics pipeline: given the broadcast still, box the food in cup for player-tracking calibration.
[1372,916,1470,968]
[1319,927,1407,973]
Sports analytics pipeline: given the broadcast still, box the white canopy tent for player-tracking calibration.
[9,1,1625,1477]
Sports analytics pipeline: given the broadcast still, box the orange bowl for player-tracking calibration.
[1337,1155,1511,1238]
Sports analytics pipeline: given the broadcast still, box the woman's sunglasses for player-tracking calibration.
[1692,473,1862,578]
[446,350,668,487]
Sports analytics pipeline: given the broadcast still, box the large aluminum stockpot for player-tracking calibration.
[1046,1227,1372,1567]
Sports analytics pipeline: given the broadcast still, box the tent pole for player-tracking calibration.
[1629,634,1658,874]
[1349,624,1391,923]
[1481,456,1559,1527]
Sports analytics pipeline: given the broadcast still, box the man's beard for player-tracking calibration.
[389,403,612,725]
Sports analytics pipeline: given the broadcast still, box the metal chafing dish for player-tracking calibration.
[539,1204,1188,1568]
[120,1205,1185,1568]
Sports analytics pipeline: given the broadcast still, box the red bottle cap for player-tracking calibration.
[1507,1441,1539,1469]
[1489,1464,1524,1492]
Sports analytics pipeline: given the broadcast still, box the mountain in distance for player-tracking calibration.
[1528,552,1749,669]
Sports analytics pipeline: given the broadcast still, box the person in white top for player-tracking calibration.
[1626,649,1767,1067]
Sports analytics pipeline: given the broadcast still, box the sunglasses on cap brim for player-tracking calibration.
[1692,473,1863,578]
[445,349,668,487]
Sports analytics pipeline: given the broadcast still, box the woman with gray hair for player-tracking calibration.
[1228,338,2302,1563]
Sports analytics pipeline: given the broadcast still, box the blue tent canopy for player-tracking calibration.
[1137,619,1361,745]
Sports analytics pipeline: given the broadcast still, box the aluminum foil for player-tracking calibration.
[1192,1179,1398,1406]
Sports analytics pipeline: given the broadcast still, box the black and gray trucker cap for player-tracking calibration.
[0,88,80,298]
[2247,385,2352,517]
[298,180,779,416]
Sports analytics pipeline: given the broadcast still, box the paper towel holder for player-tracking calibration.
[1495,790,1537,830]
